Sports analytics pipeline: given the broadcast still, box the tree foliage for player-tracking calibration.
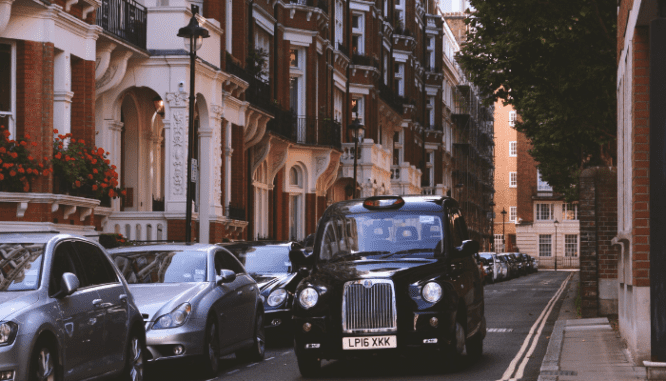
[457,0,617,199]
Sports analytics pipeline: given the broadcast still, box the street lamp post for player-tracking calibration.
[554,219,558,271]
[178,4,209,243]
[501,208,507,252]
[489,201,495,252]
[348,118,364,199]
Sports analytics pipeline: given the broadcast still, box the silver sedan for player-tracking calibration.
[109,243,265,378]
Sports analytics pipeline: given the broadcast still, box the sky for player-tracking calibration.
[437,0,473,13]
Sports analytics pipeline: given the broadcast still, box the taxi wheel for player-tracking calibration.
[201,319,220,377]
[29,340,60,381]
[295,351,321,378]
[236,312,266,362]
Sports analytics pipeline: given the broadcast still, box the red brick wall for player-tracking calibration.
[70,57,95,145]
[632,27,650,287]
[516,129,537,223]
[167,219,198,242]
[16,41,54,193]
[306,193,317,237]
[230,123,246,210]
[231,0,247,65]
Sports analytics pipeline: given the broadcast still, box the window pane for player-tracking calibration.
[565,235,578,257]
[0,44,10,113]
[539,234,552,257]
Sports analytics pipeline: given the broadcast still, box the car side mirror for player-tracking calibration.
[216,269,236,285]
[57,272,79,298]
[460,240,479,257]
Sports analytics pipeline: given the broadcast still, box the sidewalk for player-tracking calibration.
[538,272,647,381]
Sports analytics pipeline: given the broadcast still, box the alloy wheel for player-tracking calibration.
[35,347,55,381]
[128,336,144,381]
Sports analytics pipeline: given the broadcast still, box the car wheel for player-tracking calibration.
[466,330,483,360]
[443,319,465,367]
[123,333,145,381]
[201,320,220,377]
[29,340,59,381]
[236,311,266,362]
[295,347,321,378]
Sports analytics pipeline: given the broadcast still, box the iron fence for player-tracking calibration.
[95,0,147,49]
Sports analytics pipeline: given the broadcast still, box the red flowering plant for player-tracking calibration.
[52,130,125,202]
[0,125,51,192]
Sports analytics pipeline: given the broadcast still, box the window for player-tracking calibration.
[254,29,271,82]
[427,96,435,128]
[335,0,344,49]
[290,47,305,141]
[537,169,553,191]
[395,0,405,27]
[510,206,517,222]
[288,165,305,241]
[395,63,405,96]
[536,203,554,220]
[393,130,403,165]
[539,235,552,257]
[351,96,364,125]
[426,151,434,188]
[427,37,435,69]
[0,42,15,137]
[562,203,578,220]
[334,89,343,122]
[565,235,578,257]
[509,172,517,187]
[289,166,301,186]
[509,141,517,157]
[73,241,118,286]
[383,51,388,84]
[509,111,516,126]
[494,234,504,252]
[352,13,364,55]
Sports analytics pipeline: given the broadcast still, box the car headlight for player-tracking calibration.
[153,303,192,329]
[298,287,319,309]
[267,289,288,307]
[422,282,443,303]
[0,322,18,346]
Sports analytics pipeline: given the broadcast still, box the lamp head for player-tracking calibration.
[178,5,210,52]
[348,118,365,139]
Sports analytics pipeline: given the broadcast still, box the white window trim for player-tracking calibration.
[352,12,365,55]
[351,95,365,125]
[395,63,405,96]
[509,141,517,157]
[509,172,517,188]
[0,40,16,138]
[427,37,435,69]
[509,110,516,126]
[510,206,517,223]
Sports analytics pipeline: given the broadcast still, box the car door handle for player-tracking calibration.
[237,291,243,295]
[93,299,102,307]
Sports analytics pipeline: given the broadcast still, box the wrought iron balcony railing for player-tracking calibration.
[227,203,246,221]
[288,0,328,13]
[95,0,147,49]
[377,82,404,114]
[351,53,379,68]
[267,109,341,150]
[225,57,274,114]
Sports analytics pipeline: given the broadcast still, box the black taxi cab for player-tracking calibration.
[289,195,486,376]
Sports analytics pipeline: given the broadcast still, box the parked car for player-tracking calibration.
[290,195,486,377]
[498,253,519,279]
[109,243,265,377]
[507,253,527,276]
[477,256,494,284]
[531,256,539,272]
[479,252,507,282]
[0,232,146,381]
[517,253,535,274]
[220,241,306,335]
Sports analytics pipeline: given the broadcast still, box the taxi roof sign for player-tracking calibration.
[362,196,405,210]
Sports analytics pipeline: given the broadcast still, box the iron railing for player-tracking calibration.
[351,53,379,68]
[95,0,147,49]
[225,57,274,114]
[288,0,328,13]
[266,110,341,150]
[377,82,404,114]
[227,203,246,221]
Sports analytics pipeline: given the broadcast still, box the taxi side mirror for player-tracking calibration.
[457,240,479,257]
[216,269,236,285]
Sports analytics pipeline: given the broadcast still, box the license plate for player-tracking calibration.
[342,335,397,350]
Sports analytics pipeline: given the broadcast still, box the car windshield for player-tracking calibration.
[232,246,291,274]
[318,211,444,262]
[0,243,45,291]
[112,251,207,284]
[479,253,494,261]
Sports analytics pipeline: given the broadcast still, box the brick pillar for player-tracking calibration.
[579,167,619,318]
[16,41,54,193]
[70,57,95,145]
[306,193,317,236]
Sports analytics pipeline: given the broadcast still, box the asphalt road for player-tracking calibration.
[146,271,573,381]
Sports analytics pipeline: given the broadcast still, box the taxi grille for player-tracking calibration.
[342,279,397,333]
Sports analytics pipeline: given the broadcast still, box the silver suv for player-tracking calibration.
[0,232,146,381]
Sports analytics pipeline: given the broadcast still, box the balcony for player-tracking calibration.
[225,57,274,114]
[226,203,246,221]
[95,0,147,49]
[288,0,328,13]
[104,212,168,241]
[390,163,422,195]
[351,53,379,68]
[341,141,393,197]
[266,110,341,150]
[377,82,404,115]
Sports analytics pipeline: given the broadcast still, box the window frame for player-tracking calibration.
[395,63,405,96]
[509,206,517,223]
[539,234,552,257]
[509,141,517,157]
[509,172,517,188]
[0,40,16,138]
[535,203,555,221]
[509,111,516,126]
[351,12,365,55]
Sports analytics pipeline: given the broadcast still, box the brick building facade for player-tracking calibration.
[1,1,494,249]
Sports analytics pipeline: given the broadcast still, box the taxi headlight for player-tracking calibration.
[153,303,192,329]
[298,287,319,309]
[422,282,443,303]
[267,289,288,307]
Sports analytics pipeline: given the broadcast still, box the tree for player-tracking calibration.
[456,0,616,199]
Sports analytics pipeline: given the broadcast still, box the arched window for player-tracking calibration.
[288,165,305,241]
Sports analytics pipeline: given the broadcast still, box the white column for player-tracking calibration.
[198,126,214,243]
[107,120,123,211]
[164,92,189,214]
[53,51,73,137]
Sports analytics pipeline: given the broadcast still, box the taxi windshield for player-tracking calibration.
[318,212,444,262]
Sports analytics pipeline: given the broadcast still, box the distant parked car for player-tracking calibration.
[220,241,306,335]
[479,252,507,282]
[498,253,519,279]
[508,253,527,276]
[477,255,494,284]
[517,253,535,273]
[0,232,146,381]
[109,243,265,378]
